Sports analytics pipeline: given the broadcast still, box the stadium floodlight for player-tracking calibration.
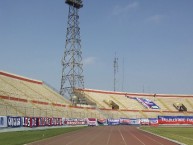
[113,54,118,92]
[60,0,84,102]
[65,0,83,9]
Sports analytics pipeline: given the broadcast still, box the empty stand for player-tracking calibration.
[1,71,193,119]
[142,110,164,118]
[186,99,193,109]
[77,88,193,118]
[81,89,147,110]
[0,71,78,118]
[122,96,146,110]
[110,95,127,109]
[82,92,108,108]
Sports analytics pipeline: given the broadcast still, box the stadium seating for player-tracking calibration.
[122,96,146,110]
[81,89,147,110]
[186,98,193,109]
[0,71,74,117]
[76,88,193,118]
[83,91,111,109]
[0,71,107,118]
[1,71,193,119]
[83,90,143,110]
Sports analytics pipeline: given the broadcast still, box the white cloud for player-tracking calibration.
[146,14,165,24]
[112,2,139,16]
[83,57,96,66]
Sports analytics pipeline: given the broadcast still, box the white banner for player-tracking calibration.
[87,118,97,126]
[140,118,149,125]
[0,116,7,128]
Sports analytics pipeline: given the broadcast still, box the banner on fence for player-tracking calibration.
[87,118,97,126]
[46,118,52,126]
[65,118,86,125]
[140,118,149,125]
[0,116,7,128]
[129,118,140,125]
[97,119,107,125]
[56,118,63,126]
[62,118,65,125]
[37,117,46,126]
[107,119,120,125]
[23,117,63,127]
[23,117,30,127]
[7,116,22,127]
[149,118,158,126]
[119,118,130,125]
[52,118,63,126]
[158,116,193,125]
[30,117,38,127]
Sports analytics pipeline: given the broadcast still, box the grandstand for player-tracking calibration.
[0,71,101,118]
[1,71,193,119]
[75,88,193,118]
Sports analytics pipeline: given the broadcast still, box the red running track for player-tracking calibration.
[29,126,179,145]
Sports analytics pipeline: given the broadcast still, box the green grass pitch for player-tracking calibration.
[0,127,86,145]
[140,126,193,145]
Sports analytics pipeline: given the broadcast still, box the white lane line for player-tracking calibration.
[118,126,127,145]
[65,127,98,145]
[131,133,146,145]
[106,126,113,145]
[135,127,164,145]
[123,126,146,145]
[85,127,107,145]
[138,127,186,145]
[141,133,164,145]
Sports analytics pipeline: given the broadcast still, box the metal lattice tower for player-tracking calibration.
[113,53,118,92]
[60,0,84,101]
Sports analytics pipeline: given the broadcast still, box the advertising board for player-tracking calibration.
[158,116,193,125]
[0,116,7,128]
[7,116,22,127]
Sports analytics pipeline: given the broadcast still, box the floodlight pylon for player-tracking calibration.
[60,0,84,101]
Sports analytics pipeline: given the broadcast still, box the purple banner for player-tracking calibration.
[107,119,120,125]
[136,98,159,109]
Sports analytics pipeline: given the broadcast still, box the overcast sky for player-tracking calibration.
[0,0,193,94]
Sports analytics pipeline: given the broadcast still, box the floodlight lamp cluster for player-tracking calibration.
[65,0,83,9]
